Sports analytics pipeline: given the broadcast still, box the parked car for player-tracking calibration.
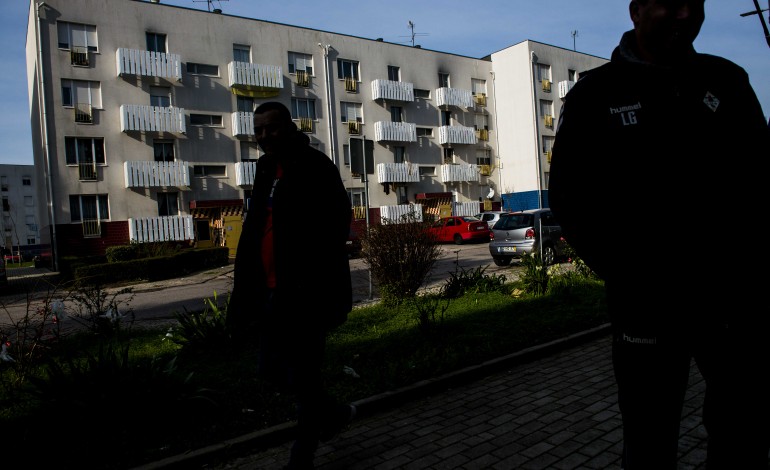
[488,208,564,266]
[346,228,362,258]
[474,211,510,230]
[427,216,491,245]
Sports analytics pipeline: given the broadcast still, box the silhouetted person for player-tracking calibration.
[549,1,770,468]
[229,101,355,469]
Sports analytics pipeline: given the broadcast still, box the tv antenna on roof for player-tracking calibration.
[401,20,429,47]
[193,0,228,12]
[571,30,579,51]
[740,0,770,48]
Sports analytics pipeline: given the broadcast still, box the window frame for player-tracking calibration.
[57,21,98,52]
[288,51,314,75]
[186,62,219,77]
[189,114,223,127]
[340,101,363,123]
[337,58,360,81]
[69,194,109,222]
[65,137,106,165]
[290,98,317,120]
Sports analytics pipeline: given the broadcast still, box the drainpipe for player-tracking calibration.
[36,2,58,271]
[318,43,337,166]
[530,50,543,209]
[489,70,505,208]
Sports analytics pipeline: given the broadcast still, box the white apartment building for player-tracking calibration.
[0,164,40,254]
[25,0,607,268]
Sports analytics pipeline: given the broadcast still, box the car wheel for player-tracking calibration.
[453,234,464,245]
[542,245,556,265]
[492,256,511,267]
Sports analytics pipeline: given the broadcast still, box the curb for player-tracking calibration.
[130,323,612,470]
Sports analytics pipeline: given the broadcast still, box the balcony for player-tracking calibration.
[74,103,93,123]
[376,162,420,183]
[235,161,257,188]
[78,162,97,181]
[348,121,361,135]
[479,164,492,176]
[543,115,554,129]
[295,70,310,87]
[228,61,283,98]
[546,150,553,164]
[380,204,423,223]
[345,77,358,93]
[124,161,190,189]
[371,79,415,102]
[438,126,477,145]
[474,93,487,107]
[441,163,480,183]
[116,48,182,81]
[120,105,186,134]
[435,87,474,109]
[128,215,194,243]
[542,79,552,93]
[71,47,89,66]
[558,80,575,99]
[298,117,313,133]
[374,121,417,142]
[82,219,102,238]
[232,111,254,137]
[476,128,489,141]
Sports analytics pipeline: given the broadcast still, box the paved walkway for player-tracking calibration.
[140,331,710,470]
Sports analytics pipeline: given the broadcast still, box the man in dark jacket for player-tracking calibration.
[229,101,355,469]
[549,1,769,469]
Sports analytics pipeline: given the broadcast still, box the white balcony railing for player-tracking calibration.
[371,79,415,102]
[124,161,190,188]
[379,204,423,224]
[128,215,194,243]
[116,48,182,81]
[235,161,257,187]
[376,162,420,183]
[435,87,474,108]
[441,163,480,183]
[558,80,576,99]
[232,112,254,137]
[373,121,417,142]
[438,126,477,145]
[228,61,283,97]
[120,105,186,133]
[453,202,480,217]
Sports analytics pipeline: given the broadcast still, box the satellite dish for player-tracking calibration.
[487,188,495,199]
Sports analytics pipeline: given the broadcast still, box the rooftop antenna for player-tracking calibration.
[193,0,228,12]
[401,20,429,47]
[740,0,770,48]
[571,30,579,51]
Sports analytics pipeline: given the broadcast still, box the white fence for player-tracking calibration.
[128,215,194,243]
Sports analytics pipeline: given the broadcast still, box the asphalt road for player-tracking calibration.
[0,242,530,331]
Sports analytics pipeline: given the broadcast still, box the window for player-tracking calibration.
[193,165,226,177]
[186,62,219,76]
[347,189,366,208]
[150,86,171,107]
[240,141,259,161]
[2,197,8,212]
[153,140,175,162]
[0,176,6,191]
[57,21,98,51]
[25,215,35,226]
[568,69,577,81]
[146,32,166,53]
[396,186,408,204]
[65,137,105,164]
[476,149,492,167]
[290,98,317,120]
[233,44,250,63]
[157,192,178,217]
[440,110,451,126]
[537,63,552,82]
[543,135,555,158]
[27,237,37,245]
[416,127,433,137]
[22,176,31,186]
[540,100,554,117]
[337,59,359,80]
[472,78,487,96]
[288,52,314,75]
[387,65,400,81]
[474,113,489,130]
[343,144,350,166]
[443,148,454,164]
[393,146,405,164]
[419,166,436,176]
[189,114,223,126]
[340,102,363,123]
[414,88,430,99]
[24,197,33,207]
[237,96,255,113]
[438,72,449,88]
[69,194,109,222]
[61,79,101,108]
[390,106,403,123]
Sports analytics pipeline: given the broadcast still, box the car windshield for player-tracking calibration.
[496,214,534,230]
[460,216,481,222]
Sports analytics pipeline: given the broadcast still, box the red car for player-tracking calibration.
[427,216,491,245]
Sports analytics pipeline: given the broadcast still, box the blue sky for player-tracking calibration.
[3,0,768,166]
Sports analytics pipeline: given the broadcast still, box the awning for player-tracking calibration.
[416,192,452,200]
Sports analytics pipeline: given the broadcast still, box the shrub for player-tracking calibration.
[171,291,232,355]
[519,251,550,295]
[360,209,441,306]
[441,261,507,299]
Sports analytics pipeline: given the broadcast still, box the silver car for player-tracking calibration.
[488,208,564,266]
[474,211,509,230]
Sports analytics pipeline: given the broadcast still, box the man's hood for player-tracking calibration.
[611,29,697,68]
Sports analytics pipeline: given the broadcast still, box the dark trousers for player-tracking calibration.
[257,291,338,469]
[612,323,769,470]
